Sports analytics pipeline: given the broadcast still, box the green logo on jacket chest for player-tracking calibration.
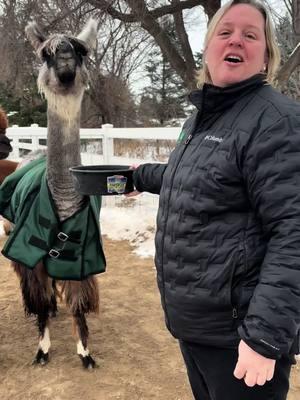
[177,130,186,144]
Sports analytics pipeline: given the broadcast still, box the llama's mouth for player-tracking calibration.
[57,71,76,85]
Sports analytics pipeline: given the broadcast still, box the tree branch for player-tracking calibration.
[87,0,218,22]
[276,42,300,83]
[86,0,220,88]
[126,0,193,87]
[172,0,196,71]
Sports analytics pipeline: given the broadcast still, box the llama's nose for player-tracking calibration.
[57,64,76,84]
[56,47,77,84]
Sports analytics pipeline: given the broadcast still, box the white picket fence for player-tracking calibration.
[7,123,180,165]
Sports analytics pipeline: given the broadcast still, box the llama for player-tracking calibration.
[0,159,18,235]
[0,107,10,156]
[0,106,14,164]
[0,20,106,368]
[0,107,17,235]
[0,160,18,184]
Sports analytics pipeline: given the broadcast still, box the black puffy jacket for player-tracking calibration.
[133,76,300,359]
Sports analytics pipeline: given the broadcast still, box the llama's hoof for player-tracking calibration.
[33,349,49,366]
[79,354,96,369]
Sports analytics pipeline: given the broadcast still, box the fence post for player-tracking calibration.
[30,124,39,151]
[10,125,20,159]
[102,124,114,164]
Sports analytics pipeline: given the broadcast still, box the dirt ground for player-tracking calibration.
[0,234,299,400]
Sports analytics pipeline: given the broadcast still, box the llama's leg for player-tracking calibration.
[49,280,58,318]
[13,261,53,365]
[62,276,99,369]
[73,312,95,368]
[35,314,50,365]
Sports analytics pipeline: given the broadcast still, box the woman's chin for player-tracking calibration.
[212,73,254,88]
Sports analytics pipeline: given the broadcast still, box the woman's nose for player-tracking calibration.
[229,34,243,47]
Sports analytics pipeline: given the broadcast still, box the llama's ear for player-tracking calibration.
[76,19,98,50]
[25,21,46,51]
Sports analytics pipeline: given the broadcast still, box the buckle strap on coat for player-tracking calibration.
[38,214,81,244]
[29,235,77,261]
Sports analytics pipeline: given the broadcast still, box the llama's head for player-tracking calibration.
[25,20,97,118]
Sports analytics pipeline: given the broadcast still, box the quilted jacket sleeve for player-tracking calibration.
[133,163,167,195]
[238,114,300,359]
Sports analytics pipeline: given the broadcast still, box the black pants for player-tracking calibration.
[179,340,294,400]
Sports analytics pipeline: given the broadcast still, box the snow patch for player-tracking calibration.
[100,194,158,258]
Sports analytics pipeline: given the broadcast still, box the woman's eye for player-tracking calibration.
[219,31,230,36]
[246,33,256,39]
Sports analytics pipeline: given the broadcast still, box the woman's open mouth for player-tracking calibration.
[224,54,244,64]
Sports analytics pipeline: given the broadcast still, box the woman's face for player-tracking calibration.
[205,4,268,87]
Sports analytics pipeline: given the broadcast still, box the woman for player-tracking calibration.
[130,0,300,399]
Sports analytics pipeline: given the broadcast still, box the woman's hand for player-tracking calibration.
[125,164,141,197]
[233,340,276,387]
[125,190,140,197]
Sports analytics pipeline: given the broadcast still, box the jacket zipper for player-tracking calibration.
[230,253,240,320]
[232,308,238,318]
[159,115,200,328]
[232,221,249,319]
[184,134,193,145]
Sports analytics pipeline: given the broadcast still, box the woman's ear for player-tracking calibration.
[264,51,269,69]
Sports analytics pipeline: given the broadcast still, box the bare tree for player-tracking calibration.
[86,0,299,89]
[276,0,300,87]
[274,6,300,98]
[86,0,218,89]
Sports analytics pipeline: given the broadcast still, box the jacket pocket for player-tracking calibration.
[229,247,246,320]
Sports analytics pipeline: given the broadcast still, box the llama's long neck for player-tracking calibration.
[46,95,84,221]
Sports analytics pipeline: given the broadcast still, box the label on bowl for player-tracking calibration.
[107,175,127,194]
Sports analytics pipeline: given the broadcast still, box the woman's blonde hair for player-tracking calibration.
[197,0,281,87]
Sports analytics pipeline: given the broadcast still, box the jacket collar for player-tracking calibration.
[188,74,267,114]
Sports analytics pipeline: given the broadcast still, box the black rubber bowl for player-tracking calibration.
[69,165,134,196]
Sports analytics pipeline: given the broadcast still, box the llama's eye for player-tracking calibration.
[77,45,88,57]
[42,49,51,61]
[70,39,88,57]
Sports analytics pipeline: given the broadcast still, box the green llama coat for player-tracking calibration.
[0,157,106,280]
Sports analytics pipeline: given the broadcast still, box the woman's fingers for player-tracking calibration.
[233,362,246,379]
[234,341,276,387]
[266,368,275,381]
[124,190,140,197]
[256,372,268,386]
[244,371,258,387]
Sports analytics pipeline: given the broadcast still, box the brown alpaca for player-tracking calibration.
[0,107,13,160]
[0,107,17,183]
[0,107,8,134]
[0,160,18,184]
[1,19,105,369]
[0,108,17,235]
